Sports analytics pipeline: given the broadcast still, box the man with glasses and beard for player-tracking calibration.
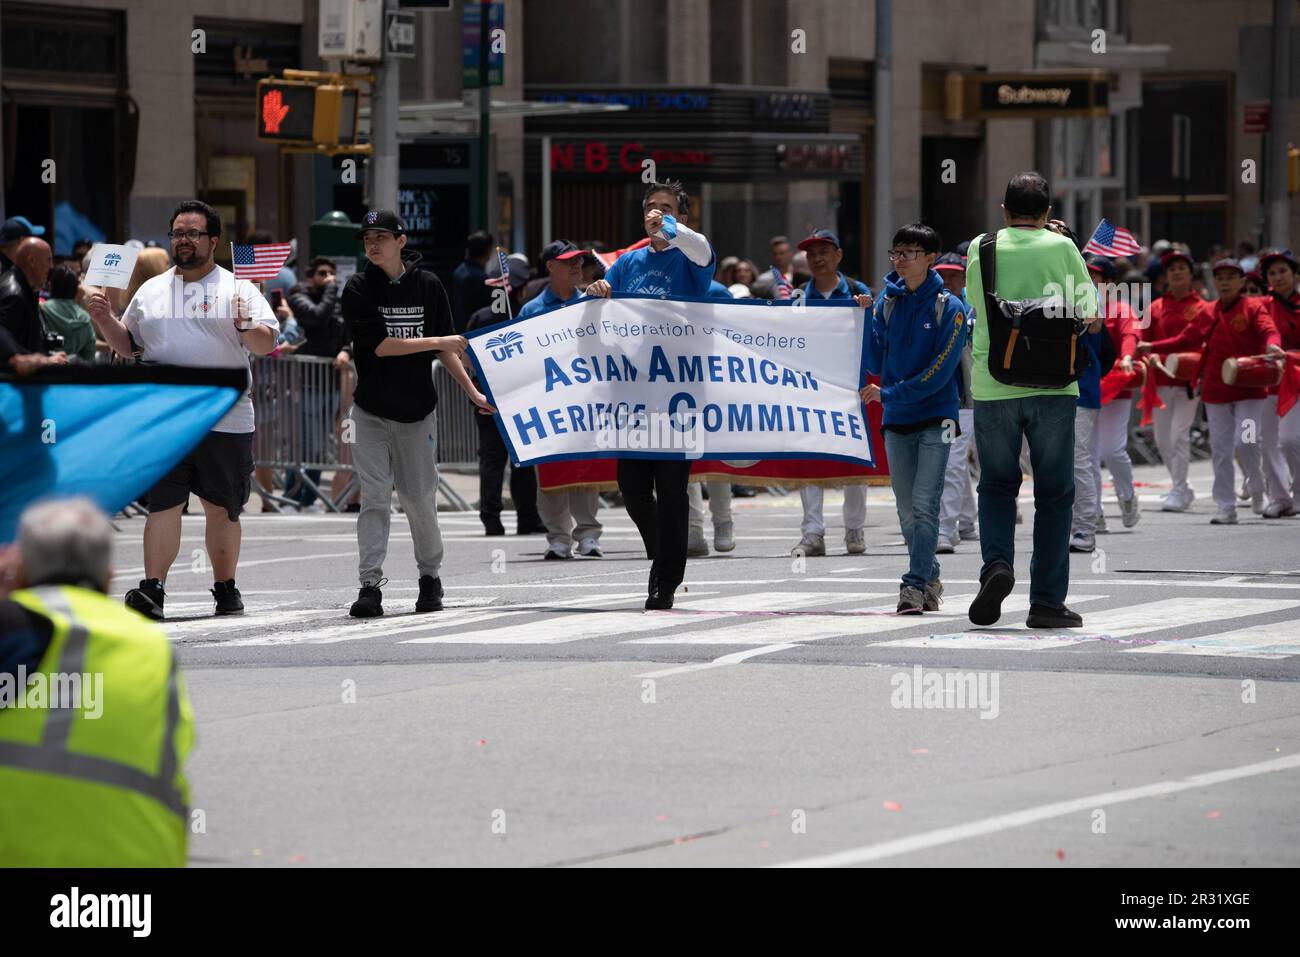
[87,200,279,620]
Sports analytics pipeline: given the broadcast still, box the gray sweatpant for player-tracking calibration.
[351,403,444,584]
[1071,406,1100,537]
[536,487,603,549]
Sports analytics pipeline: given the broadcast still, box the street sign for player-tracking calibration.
[463,2,504,88]
[1244,102,1270,135]
[385,10,416,59]
[945,71,1109,121]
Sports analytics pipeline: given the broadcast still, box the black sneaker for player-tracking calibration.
[969,562,1015,626]
[350,578,386,618]
[416,575,444,612]
[125,578,166,620]
[483,516,506,536]
[211,579,244,615]
[1026,603,1084,628]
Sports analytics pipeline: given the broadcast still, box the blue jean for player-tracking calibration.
[973,396,1076,608]
[883,426,949,589]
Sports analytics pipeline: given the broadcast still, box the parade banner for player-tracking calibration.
[467,293,874,468]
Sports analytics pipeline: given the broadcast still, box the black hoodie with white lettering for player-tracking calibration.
[343,248,454,422]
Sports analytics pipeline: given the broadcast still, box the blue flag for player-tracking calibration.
[0,365,245,541]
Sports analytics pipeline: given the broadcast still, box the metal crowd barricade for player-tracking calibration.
[250,354,475,513]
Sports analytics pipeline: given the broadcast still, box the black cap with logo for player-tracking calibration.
[354,209,406,238]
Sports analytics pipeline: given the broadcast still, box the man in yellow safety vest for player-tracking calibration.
[0,497,194,866]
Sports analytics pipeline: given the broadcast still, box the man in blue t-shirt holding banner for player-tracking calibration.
[586,180,716,609]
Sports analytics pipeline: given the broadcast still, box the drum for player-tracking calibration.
[1222,355,1283,389]
[1164,352,1202,383]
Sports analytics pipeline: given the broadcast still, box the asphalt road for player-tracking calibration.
[111,458,1300,867]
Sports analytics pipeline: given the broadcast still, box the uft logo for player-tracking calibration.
[366,212,378,224]
[485,330,525,361]
[103,253,122,267]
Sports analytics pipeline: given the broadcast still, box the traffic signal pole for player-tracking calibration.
[478,0,491,231]
[369,0,402,210]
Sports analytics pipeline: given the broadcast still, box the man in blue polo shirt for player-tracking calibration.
[587,179,715,609]
[518,239,587,319]
[790,229,875,558]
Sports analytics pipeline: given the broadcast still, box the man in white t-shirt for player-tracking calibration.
[87,200,279,619]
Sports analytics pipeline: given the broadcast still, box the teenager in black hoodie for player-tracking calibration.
[342,210,494,617]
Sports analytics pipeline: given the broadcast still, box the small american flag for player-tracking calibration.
[231,242,293,281]
[1083,219,1141,258]
[770,267,793,300]
[485,246,515,319]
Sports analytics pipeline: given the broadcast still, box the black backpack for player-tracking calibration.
[978,230,1091,389]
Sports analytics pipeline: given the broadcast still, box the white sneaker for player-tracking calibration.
[1238,478,1250,501]
[1118,495,1140,528]
[577,537,602,557]
[845,528,866,554]
[1263,501,1296,519]
[958,527,979,541]
[1210,508,1238,525]
[543,543,572,560]
[713,521,735,552]
[687,525,709,557]
[1069,532,1095,552]
[1161,492,1187,513]
[1251,493,1265,516]
[935,541,955,555]
[1179,486,1196,509]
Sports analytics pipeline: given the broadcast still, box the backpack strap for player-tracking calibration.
[978,231,998,300]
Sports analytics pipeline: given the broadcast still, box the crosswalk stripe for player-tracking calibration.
[400,591,848,645]
[630,594,1111,646]
[1126,623,1300,659]
[875,597,1300,651]
[206,593,652,647]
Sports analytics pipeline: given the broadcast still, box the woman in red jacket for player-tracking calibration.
[1256,248,1300,518]
[1090,258,1142,530]
[1139,258,1284,524]
[1143,250,1207,512]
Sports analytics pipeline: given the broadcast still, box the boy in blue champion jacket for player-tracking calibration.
[861,223,968,613]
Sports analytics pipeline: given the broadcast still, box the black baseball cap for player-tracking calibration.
[539,239,585,267]
[354,209,406,238]
[797,229,840,251]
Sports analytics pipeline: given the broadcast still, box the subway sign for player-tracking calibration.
[946,72,1110,120]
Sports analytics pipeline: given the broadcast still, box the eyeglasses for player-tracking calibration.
[887,248,925,261]
[168,230,210,241]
